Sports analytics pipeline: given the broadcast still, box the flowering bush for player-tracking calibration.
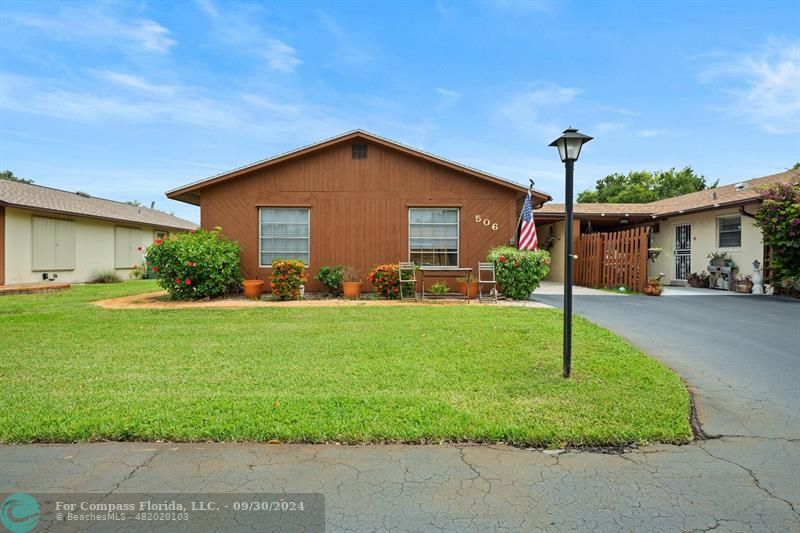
[367,264,414,299]
[271,259,306,300]
[145,228,242,300]
[755,178,800,292]
[486,246,551,300]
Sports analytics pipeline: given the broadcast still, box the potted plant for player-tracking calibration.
[707,252,732,267]
[687,271,710,288]
[342,267,363,299]
[736,274,753,294]
[243,279,265,299]
[643,273,665,296]
[647,247,662,262]
[430,281,450,296]
[457,276,479,299]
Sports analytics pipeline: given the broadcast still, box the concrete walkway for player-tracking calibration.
[2,285,799,531]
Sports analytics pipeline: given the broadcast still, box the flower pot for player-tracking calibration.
[243,279,265,299]
[458,281,479,299]
[643,285,662,296]
[342,281,363,299]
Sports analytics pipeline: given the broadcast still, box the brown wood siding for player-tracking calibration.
[199,140,527,291]
[0,206,4,286]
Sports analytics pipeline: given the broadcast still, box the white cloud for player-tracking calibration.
[636,129,665,138]
[698,38,800,134]
[194,0,219,18]
[436,87,462,98]
[601,106,640,117]
[8,8,176,54]
[594,121,626,134]
[263,39,302,72]
[93,70,177,95]
[315,11,373,66]
[497,82,581,136]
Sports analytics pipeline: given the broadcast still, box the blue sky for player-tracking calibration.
[1,0,798,223]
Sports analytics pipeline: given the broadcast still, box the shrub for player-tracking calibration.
[90,269,122,284]
[687,271,709,288]
[314,265,344,295]
[486,246,551,300]
[129,263,147,280]
[367,264,414,299]
[754,178,800,289]
[271,259,306,300]
[430,282,450,295]
[145,228,243,300]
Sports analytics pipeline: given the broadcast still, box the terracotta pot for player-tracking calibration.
[458,281,479,299]
[643,285,662,296]
[342,281,362,299]
[243,279,265,299]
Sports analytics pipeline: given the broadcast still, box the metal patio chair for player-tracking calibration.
[477,262,498,304]
[398,262,417,300]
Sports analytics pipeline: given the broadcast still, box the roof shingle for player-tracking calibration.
[0,180,197,231]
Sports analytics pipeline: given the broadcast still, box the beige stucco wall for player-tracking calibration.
[542,221,566,282]
[649,204,763,285]
[4,207,165,284]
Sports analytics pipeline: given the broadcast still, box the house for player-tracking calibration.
[0,180,197,286]
[536,168,799,286]
[166,130,551,291]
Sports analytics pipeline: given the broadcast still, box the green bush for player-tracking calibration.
[271,259,306,300]
[486,246,551,300]
[755,178,800,290]
[145,228,243,300]
[314,265,344,295]
[367,264,414,299]
[89,269,122,284]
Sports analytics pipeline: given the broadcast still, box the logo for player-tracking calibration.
[0,493,40,533]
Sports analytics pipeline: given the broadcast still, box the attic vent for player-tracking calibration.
[712,191,717,200]
[352,142,367,160]
[735,182,746,191]
[75,191,91,198]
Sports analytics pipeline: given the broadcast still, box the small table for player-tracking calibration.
[419,266,473,302]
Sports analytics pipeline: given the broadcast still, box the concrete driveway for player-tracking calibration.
[1,286,799,532]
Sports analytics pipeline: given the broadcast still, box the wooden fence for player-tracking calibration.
[574,227,649,291]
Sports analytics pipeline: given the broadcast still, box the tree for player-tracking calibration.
[754,178,800,291]
[791,162,800,170]
[577,167,716,203]
[125,200,142,206]
[0,170,34,184]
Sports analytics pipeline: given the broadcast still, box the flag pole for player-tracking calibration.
[512,179,535,246]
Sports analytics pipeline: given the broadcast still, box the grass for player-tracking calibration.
[0,281,691,446]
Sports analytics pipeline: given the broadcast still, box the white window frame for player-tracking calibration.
[717,214,742,249]
[258,207,311,268]
[408,207,460,267]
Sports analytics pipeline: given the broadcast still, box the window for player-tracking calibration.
[155,231,168,241]
[352,142,367,160]
[259,208,310,266]
[718,215,741,248]
[409,208,459,266]
[32,217,75,271]
[115,227,145,268]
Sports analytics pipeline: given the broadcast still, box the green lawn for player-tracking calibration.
[0,281,691,446]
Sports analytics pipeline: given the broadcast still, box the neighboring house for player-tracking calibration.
[0,180,197,285]
[536,168,799,286]
[166,130,551,291]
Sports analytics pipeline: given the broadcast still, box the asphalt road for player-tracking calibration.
[2,286,799,532]
[532,284,800,440]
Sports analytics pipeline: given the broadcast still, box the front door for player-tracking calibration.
[674,224,691,280]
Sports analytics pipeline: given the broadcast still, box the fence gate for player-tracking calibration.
[574,226,650,291]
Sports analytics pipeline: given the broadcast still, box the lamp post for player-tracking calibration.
[549,128,592,378]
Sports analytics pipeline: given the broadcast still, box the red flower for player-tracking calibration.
[137,245,143,252]
[175,278,181,284]
[154,239,162,244]
[152,266,158,272]
[185,278,192,285]
[499,256,505,262]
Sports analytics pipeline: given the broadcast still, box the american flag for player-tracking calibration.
[518,191,538,250]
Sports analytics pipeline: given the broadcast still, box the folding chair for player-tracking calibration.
[398,262,417,300]
[477,262,498,304]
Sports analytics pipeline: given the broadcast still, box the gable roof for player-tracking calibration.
[166,130,552,206]
[0,179,197,231]
[536,168,799,220]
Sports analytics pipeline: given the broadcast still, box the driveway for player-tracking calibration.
[2,286,799,532]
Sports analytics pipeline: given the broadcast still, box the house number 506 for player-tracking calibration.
[474,215,499,231]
